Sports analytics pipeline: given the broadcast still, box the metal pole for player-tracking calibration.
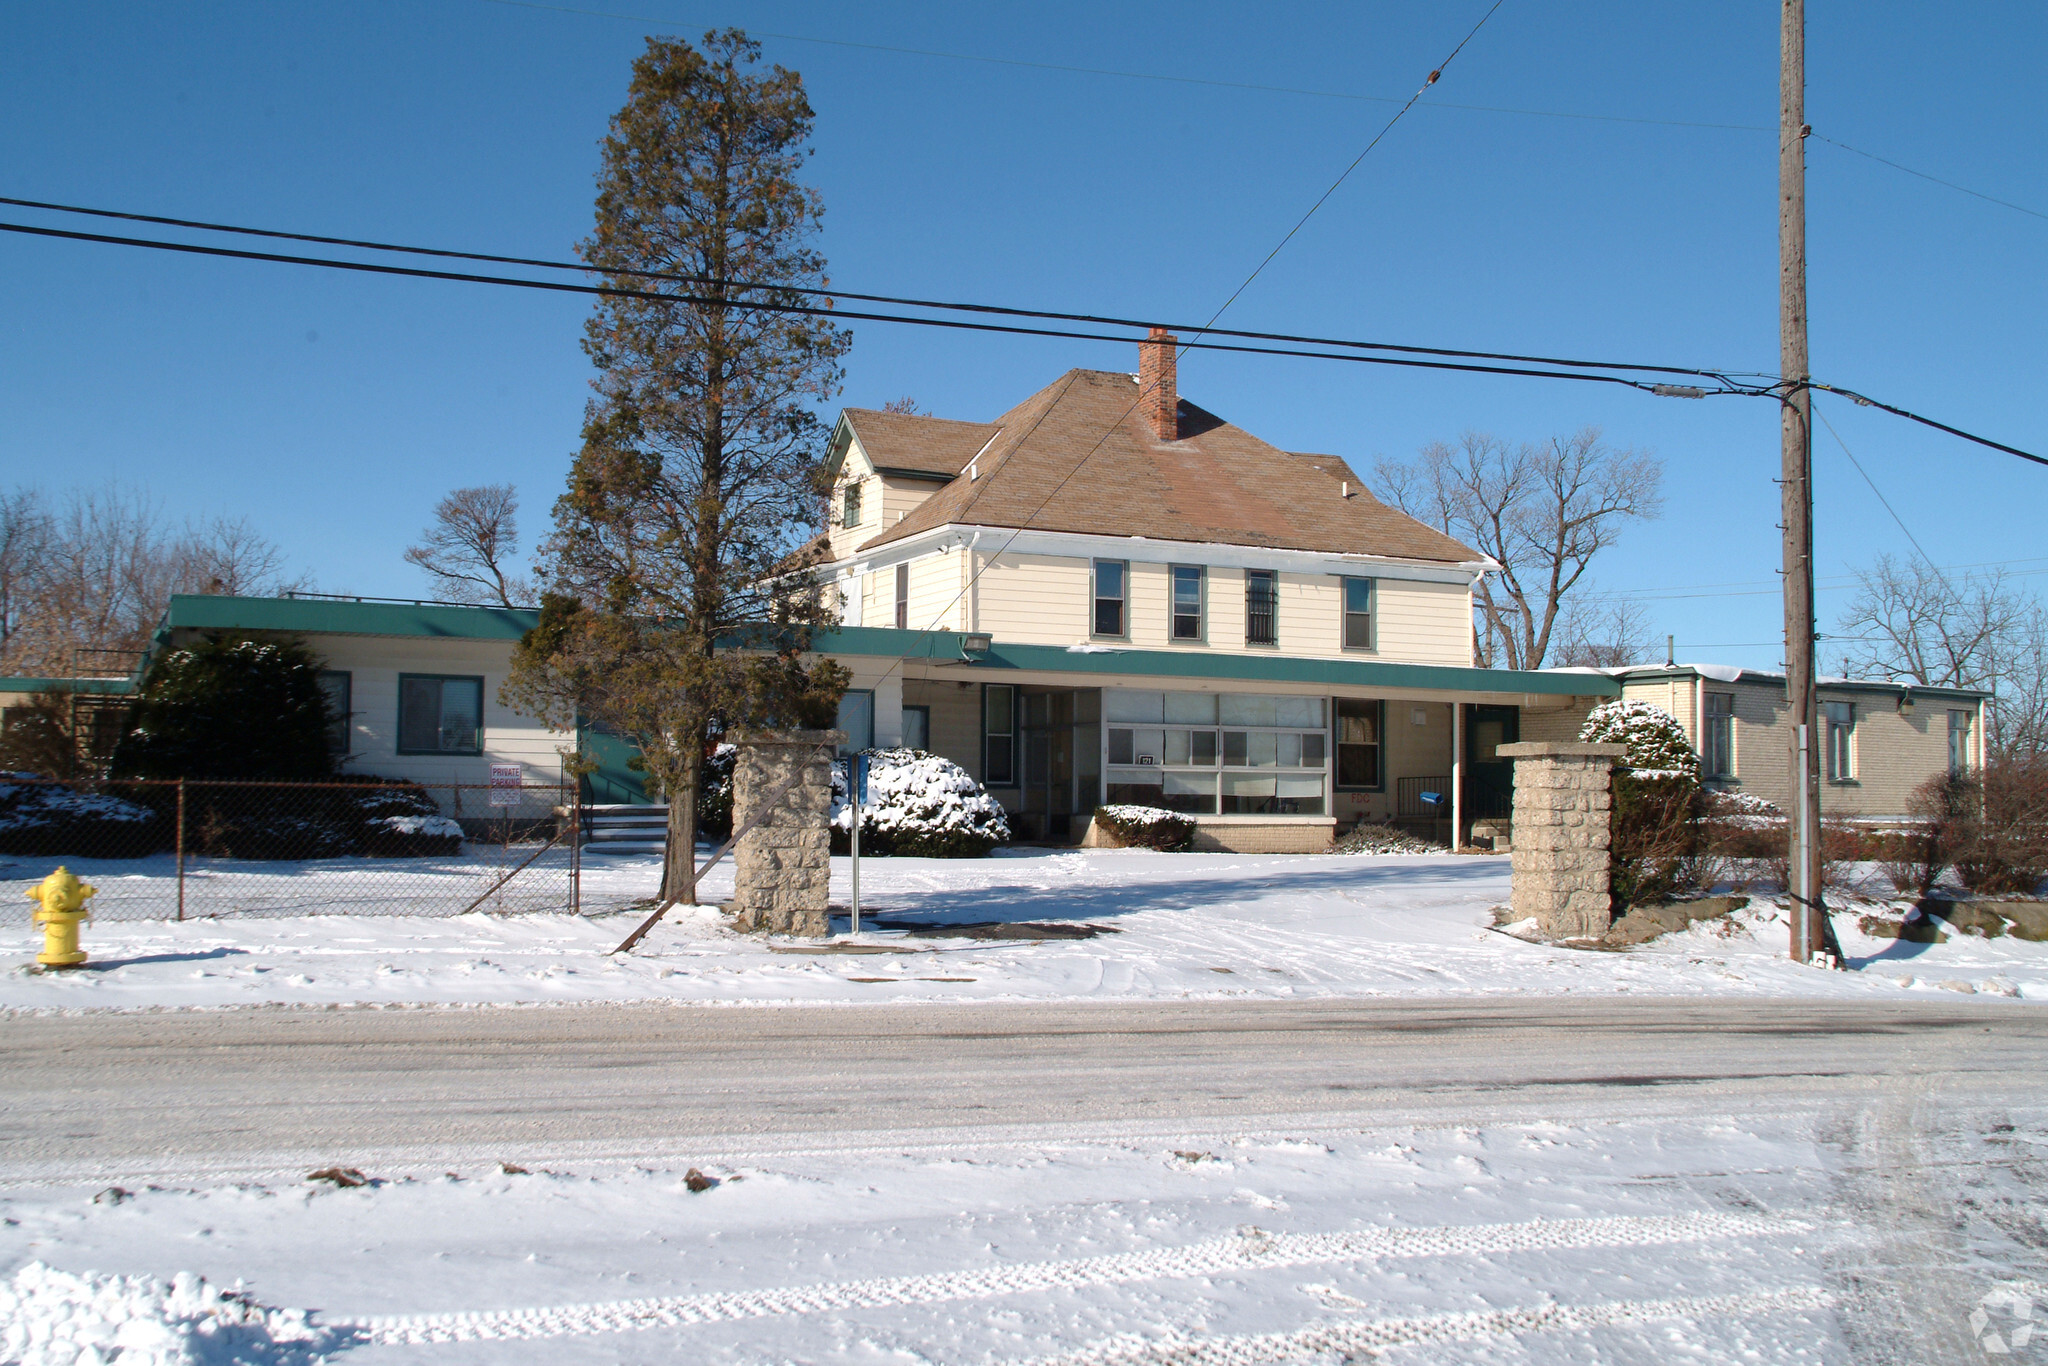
[175,778,186,922]
[849,755,861,936]
[1780,0,1823,962]
[1450,703,1464,849]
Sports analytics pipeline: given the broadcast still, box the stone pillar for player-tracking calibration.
[1496,741,1625,940]
[730,729,842,936]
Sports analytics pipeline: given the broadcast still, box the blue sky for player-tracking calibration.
[2,1,2042,670]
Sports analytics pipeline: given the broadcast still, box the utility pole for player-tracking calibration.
[1779,0,1824,962]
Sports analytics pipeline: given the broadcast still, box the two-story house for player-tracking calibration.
[808,330,1617,850]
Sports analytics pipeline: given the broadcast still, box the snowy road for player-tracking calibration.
[4,996,2040,1183]
[5,998,2047,1363]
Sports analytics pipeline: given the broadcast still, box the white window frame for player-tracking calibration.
[1703,691,1734,778]
[1092,558,1128,639]
[1170,565,1204,642]
[1824,700,1855,782]
[841,479,863,529]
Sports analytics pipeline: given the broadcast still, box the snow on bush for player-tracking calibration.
[831,748,1011,858]
[0,773,160,858]
[1093,804,1197,852]
[1578,699,1700,780]
[0,1260,331,1366]
[1332,822,1445,856]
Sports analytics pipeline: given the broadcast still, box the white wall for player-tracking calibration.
[308,634,570,786]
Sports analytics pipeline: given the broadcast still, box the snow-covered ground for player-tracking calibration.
[5,1096,2040,1364]
[4,848,2045,1012]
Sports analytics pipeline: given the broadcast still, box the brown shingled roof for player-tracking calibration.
[840,408,999,480]
[854,369,1481,564]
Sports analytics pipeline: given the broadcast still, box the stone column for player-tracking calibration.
[1496,741,1625,940]
[729,729,843,937]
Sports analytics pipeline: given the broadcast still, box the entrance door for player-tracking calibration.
[1462,704,1519,825]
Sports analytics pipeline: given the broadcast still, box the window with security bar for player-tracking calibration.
[1245,570,1277,645]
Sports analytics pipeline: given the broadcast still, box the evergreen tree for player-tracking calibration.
[508,31,850,915]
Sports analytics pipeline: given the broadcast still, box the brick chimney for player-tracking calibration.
[1138,326,1178,441]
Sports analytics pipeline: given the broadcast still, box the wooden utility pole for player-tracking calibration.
[1779,0,1824,961]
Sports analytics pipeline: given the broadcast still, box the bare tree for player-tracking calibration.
[0,487,51,663]
[1838,553,2046,760]
[404,484,534,607]
[1376,428,1664,670]
[880,396,922,414]
[0,484,301,674]
[178,515,302,596]
[1551,591,1655,669]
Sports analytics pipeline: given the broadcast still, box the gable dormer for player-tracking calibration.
[824,409,1000,562]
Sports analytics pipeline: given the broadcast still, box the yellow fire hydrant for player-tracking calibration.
[27,866,95,968]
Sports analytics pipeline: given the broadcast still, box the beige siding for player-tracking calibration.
[1617,674,1979,819]
[903,551,965,632]
[966,552,1474,666]
[827,466,944,562]
[904,678,984,782]
[1374,579,1473,666]
[1519,697,1599,744]
[975,553,1091,643]
[289,634,567,786]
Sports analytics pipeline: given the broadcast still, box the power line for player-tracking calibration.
[1811,134,2048,225]
[1810,397,1938,571]
[1201,0,1507,332]
[4,215,2041,465]
[478,1,2048,226]
[0,218,1727,396]
[0,194,1761,383]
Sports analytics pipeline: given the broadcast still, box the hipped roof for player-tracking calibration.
[844,369,1481,564]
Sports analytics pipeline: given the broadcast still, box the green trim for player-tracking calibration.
[817,628,1619,697]
[0,676,135,695]
[163,594,538,640]
[153,597,1616,697]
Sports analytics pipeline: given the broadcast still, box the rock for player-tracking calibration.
[1603,895,1748,947]
[500,1162,529,1175]
[93,1186,130,1205]
[1928,900,2008,938]
[308,1167,368,1188]
[684,1168,717,1193]
[1937,979,1978,994]
[1984,901,2048,942]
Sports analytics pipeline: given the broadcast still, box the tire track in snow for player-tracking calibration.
[345,1210,1805,1344]
[1023,1285,1835,1365]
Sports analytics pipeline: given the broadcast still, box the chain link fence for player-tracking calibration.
[0,775,595,922]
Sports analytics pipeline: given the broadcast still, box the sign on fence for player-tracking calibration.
[488,764,524,808]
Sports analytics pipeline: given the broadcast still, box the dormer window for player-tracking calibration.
[841,480,864,529]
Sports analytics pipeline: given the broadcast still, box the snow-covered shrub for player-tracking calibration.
[1093,803,1197,852]
[352,783,464,856]
[831,749,1011,858]
[0,774,160,857]
[1332,822,1444,856]
[112,634,338,780]
[697,743,737,839]
[1706,789,1781,821]
[1578,699,1700,780]
[1579,700,1702,912]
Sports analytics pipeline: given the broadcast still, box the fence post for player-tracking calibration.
[175,778,186,922]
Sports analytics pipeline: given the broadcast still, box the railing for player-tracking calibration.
[1396,776,1451,820]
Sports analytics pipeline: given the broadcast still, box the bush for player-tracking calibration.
[184,777,467,860]
[1093,803,1197,852]
[697,744,736,840]
[0,773,161,857]
[831,749,1011,858]
[0,692,78,777]
[111,634,337,781]
[1951,759,2048,896]
[1581,700,1701,912]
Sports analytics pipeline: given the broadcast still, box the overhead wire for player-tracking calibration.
[0,218,1735,397]
[0,193,1760,383]
[480,0,2048,226]
[852,0,1515,681]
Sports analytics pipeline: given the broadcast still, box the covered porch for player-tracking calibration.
[821,628,1614,853]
